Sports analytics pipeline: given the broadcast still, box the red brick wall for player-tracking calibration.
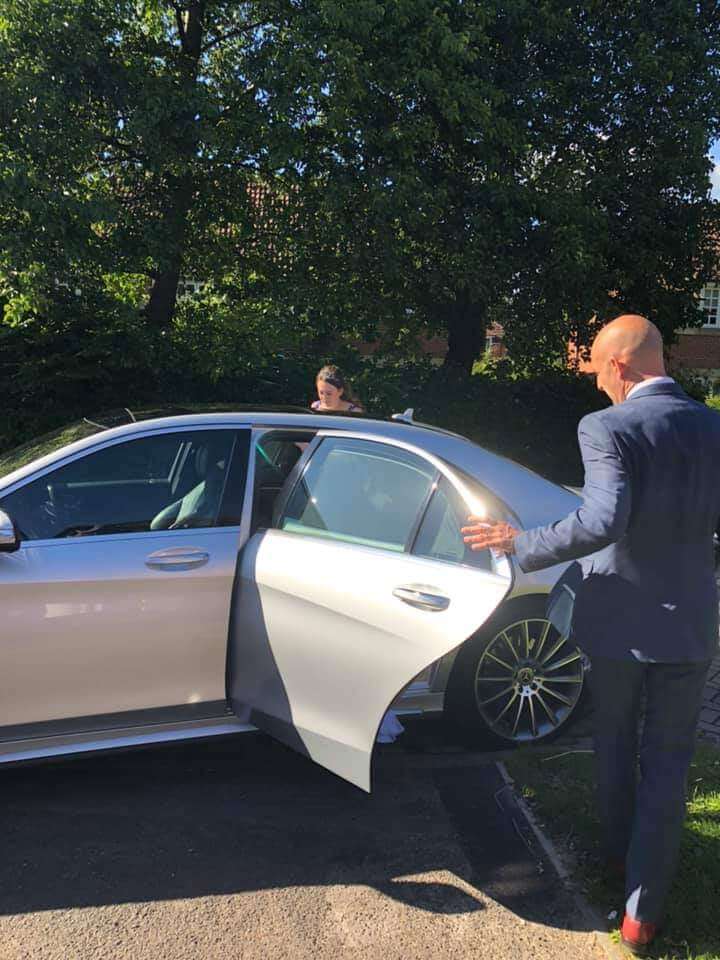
[668,331,720,371]
[357,324,506,362]
[570,330,720,377]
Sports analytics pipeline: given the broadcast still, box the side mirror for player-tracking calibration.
[0,508,20,553]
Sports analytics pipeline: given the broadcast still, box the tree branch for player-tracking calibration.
[182,1,206,60]
[201,20,268,53]
[171,1,186,44]
[98,136,148,164]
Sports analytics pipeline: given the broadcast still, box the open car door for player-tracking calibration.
[229,431,512,791]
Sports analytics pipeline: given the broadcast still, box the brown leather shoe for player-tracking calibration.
[620,915,657,955]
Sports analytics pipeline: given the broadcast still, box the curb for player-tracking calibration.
[495,761,627,960]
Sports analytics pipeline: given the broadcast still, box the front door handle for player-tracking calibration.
[145,547,210,570]
[392,584,450,612]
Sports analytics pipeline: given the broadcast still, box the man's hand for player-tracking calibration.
[461,516,519,554]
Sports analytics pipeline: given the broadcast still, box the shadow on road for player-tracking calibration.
[0,733,592,934]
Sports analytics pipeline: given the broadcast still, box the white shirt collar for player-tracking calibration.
[626,376,675,399]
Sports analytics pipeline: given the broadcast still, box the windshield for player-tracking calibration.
[0,421,106,481]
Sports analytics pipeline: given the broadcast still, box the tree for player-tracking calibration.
[259,0,720,373]
[1,0,719,400]
[0,0,301,331]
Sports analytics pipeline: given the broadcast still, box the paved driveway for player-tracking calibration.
[0,729,604,960]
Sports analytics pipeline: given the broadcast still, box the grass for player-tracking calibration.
[504,744,720,960]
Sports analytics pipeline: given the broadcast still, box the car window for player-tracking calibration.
[0,421,105,480]
[256,436,307,480]
[0,430,239,541]
[253,433,314,530]
[279,437,436,552]
[412,475,493,571]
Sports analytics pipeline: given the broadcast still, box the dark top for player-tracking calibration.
[311,400,363,413]
[516,382,720,662]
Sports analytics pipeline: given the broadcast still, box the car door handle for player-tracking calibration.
[392,585,450,612]
[145,547,210,569]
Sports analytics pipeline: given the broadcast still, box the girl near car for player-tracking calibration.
[311,365,364,413]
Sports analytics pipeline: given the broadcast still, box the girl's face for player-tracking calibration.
[316,379,344,409]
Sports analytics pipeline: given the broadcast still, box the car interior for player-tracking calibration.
[150,435,232,530]
[0,431,236,540]
[251,432,315,531]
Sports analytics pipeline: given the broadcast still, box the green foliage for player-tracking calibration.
[265,0,720,372]
[505,745,720,960]
[670,368,713,403]
[1,0,720,434]
[417,369,605,484]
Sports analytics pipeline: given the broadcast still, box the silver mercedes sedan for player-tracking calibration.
[0,407,583,790]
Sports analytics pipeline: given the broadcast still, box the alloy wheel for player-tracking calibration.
[474,617,584,743]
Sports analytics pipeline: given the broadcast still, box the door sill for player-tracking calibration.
[0,715,257,765]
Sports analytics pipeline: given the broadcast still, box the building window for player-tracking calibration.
[700,284,720,328]
[177,279,206,300]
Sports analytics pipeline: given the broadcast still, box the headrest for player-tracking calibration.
[193,437,227,477]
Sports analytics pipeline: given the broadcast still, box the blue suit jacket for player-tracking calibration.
[515,382,720,662]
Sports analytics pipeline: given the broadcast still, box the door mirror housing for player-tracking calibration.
[0,508,20,552]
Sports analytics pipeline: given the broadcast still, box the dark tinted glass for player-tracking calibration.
[253,435,311,530]
[413,475,493,570]
[1,430,236,541]
[281,437,435,552]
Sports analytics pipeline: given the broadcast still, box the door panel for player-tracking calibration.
[0,428,249,730]
[0,529,242,728]
[229,529,510,791]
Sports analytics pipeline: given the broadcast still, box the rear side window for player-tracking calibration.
[412,475,493,571]
[280,437,436,552]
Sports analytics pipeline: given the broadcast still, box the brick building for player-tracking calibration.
[356,321,507,365]
[367,300,720,384]
[668,283,720,389]
[567,284,720,390]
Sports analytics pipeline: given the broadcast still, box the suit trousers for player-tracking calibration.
[586,655,711,922]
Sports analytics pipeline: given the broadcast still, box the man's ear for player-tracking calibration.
[609,355,626,378]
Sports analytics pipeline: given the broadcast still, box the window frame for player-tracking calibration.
[249,427,319,533]
[0,424,250,546]
[408,473,496,572]
[273,430,514,574]
[700,283,720,329]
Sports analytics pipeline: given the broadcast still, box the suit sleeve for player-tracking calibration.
[514,414,632,573]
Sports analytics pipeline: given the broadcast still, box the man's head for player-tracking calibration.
[590,314,666,404]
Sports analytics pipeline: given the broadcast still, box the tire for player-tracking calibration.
[444,595,588,749]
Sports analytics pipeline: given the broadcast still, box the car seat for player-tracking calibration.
[150,439,227,530]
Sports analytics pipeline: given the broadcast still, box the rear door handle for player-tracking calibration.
[145,547,210,570]
[392,585,450,612]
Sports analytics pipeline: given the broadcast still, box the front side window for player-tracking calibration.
[280,437,436,552]
[0,430,239,541]
[412,475,493,571]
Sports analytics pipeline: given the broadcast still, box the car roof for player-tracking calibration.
[0,410,580,529]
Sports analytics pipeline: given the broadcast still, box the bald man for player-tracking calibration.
[463,315,720,954]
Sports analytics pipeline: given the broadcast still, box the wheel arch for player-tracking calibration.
[433,592,552,695]
[441,592,588,747]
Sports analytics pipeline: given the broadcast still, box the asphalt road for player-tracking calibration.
[0,724,604,960]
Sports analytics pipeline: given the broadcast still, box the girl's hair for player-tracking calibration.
[315,364,363,409]
[316,364,349,396]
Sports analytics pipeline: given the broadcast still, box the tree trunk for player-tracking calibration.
[144,2,206,328]
[442,299,485,377]
[146,255,183,329]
